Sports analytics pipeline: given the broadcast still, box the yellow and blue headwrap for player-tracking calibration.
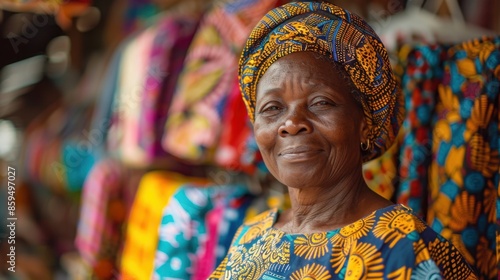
[239,1,404,161]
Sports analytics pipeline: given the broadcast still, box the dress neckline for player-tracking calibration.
[267,203,410,237]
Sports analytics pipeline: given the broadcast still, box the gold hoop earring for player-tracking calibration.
[360,139,370,151]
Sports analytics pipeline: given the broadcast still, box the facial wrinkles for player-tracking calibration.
[256,67,311,185]
[281,108,352,188]
[269,62,316,102]
[255,52,365,191]
[326,143,357,182]
[299,127,353,190]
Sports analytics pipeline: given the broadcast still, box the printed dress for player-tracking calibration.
[209,204,477,279]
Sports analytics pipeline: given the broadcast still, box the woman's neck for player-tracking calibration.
[276,167,392,234]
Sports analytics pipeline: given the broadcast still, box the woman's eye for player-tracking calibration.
[312,100,331,106]
[262,105,281,112]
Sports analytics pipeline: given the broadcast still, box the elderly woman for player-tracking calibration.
[209,1,478,279]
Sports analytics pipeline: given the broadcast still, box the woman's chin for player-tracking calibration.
[276,170,321,189]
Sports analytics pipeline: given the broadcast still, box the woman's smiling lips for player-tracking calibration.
[278,146,323,162]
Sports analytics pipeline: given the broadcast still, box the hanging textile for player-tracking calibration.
[75,158,144,279]
[107,10,200,168]
[22,101,97,193]
[395,44,449,217]
[107,20,158,165]
[152,183,252,280]
[162,0,280,164]
[89,7,177,161]
[152,178,290,280]
[361,43,449,206]
[136,12,200,162]
[123,0,160,33]
[362,138,401,201]
[427,36,500,280]
[75,159,127,279]
[88,37,129,159]
[214,80,264,174]
[119,171,210,279]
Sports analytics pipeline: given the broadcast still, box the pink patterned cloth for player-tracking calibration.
[193,204,223,280]
[137,13,200,161]
[75,159,124,277]
[163,0,280,164]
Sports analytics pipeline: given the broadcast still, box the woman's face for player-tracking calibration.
[254,51,367,189]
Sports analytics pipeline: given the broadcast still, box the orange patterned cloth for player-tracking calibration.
[238,1,404,162]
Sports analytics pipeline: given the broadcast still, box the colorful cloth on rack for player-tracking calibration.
[120,171,210,280]
[153,179,291,280]
[23,102,98,192]
[209,204,478,279]
[214,80,264,174]
[395,44,449,217]
[89,37,128,157]
[428,36,500,280]
[123,0,160,33]
[163,0,279,164]
[362,138,400,201]
[26,127,65,191]
[75,159,126,279]
[62,139,97,192]
[152,183,252,280]
[137,12,200,161]
[107,12,201,168]
[196,205,224,279]
[108,19,157,166]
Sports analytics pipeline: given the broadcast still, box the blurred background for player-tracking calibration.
[0,0,499,279]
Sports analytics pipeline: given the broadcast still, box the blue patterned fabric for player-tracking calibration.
[153,183,253,280]
[427,36,500,280]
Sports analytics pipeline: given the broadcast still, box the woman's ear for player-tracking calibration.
[359,115,370,144]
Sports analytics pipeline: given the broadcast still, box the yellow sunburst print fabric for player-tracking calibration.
[209,204,477,279]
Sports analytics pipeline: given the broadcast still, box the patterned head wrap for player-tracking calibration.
[239,1,405,161]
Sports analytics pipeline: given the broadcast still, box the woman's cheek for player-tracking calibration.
[253,122,277,161]
[254,124,272,147]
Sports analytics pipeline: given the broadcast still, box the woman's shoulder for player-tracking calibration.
[365,204,478,279]
[368,204,446,247]
[372,204,429,231]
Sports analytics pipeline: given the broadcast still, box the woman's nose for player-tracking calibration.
[278,110,312,136]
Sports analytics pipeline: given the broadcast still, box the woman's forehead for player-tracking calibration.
[256,52,349,93]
